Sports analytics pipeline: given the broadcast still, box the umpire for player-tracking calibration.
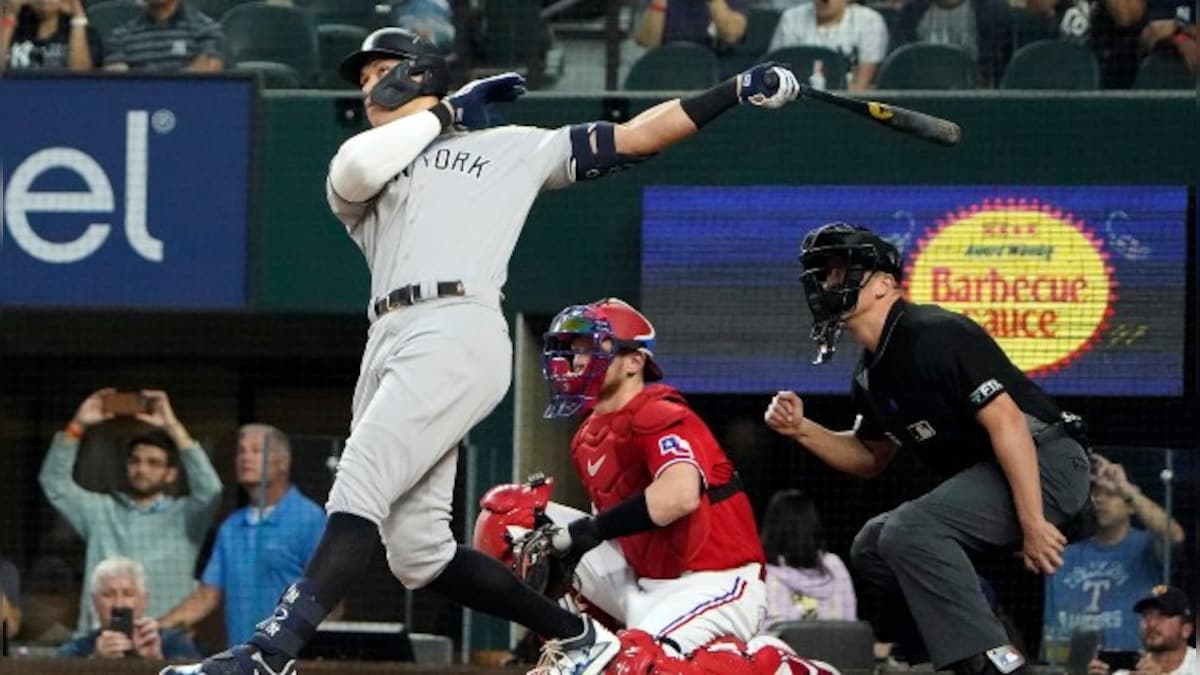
[764,223,1093,675]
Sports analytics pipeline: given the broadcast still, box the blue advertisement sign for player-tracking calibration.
[0,75,253,309]
[642,186,1188,396]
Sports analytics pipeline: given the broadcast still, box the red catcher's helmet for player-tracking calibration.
[542,298,663,418]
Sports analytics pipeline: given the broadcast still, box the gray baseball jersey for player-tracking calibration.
[327,124,574,312]
[322,123,579,588]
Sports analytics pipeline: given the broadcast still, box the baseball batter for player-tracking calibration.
[164,27,800,675]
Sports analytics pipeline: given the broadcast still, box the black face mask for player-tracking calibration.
[369,54,449,110]
[800,257,871,364]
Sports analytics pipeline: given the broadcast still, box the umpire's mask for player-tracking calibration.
[799,223,903,364]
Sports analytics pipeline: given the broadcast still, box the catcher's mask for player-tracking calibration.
[340,27,450,110]
[799,223,902,364]
[542,298,663,419]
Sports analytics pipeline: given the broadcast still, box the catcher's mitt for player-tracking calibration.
[512,523,579,600]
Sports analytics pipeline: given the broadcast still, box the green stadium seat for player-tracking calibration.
[1132,51,1195,89]
[187,0,244,22]
[1000,39,1099,89]
[718,7,781,79]
[222,3,319,87]
[318,24,369,89]
[294,0,387,29]
[763,45,852,90]
[876,42,977,89]
[1009,7,1059,49]
[624,42,719,91]
[87,0,142,43]
[479,0,549,69]
[233,60,302,89]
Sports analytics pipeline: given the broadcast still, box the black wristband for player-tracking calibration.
[569,493,657,556]
[429,101,453,130]
[679,78,738,129]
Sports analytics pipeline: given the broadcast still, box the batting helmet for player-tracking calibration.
[542,298,663,418]
[339,27,450,109]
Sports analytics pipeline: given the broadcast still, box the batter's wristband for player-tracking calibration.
[430,101,454,130]
[680,78,738,129]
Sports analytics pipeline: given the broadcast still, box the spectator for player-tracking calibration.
[1139,14,1197,73]
[760,489,857,622]
[1,0,100,71]
[391,0,454,53]
[104,0,222,72]
[896,0,1013,84]
[1078,0,1193,86]
[1042,454,1186,661]
[39,388,222,633]
[57,556,200,659]
[633,0,750,51]
[766,0,890,89]
[1,556,20,638]
[1088,586,1196,675]
[160,424,326,648]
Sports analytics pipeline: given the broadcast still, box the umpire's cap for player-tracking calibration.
[339,27,442,85]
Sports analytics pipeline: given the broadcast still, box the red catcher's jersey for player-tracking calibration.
[571,384,765,579]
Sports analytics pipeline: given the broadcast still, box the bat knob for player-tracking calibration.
[762,69,779,90]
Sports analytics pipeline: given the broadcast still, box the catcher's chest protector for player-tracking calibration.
[571,386,709,577]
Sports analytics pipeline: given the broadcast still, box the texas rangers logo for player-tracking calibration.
[658,434,695,459]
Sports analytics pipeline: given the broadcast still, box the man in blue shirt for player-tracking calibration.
[57,556,200,660]
[160,425,325,648]
[1042,454,1185,662]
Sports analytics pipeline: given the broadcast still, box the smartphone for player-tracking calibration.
[1097,650,1141,671]
[102,392,149,417]
[109,606,134,638]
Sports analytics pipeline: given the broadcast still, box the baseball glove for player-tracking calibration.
[513,523,579,601]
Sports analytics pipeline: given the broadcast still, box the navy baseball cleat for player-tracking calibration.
[159,645,296,675]
[527,616,620,675]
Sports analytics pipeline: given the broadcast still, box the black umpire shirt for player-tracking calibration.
[852,298,1061,479]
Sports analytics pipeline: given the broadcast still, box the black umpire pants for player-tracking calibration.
[850,417,1092,668]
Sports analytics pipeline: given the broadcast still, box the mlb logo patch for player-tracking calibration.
[658,434,694,459]
[907,420,936,441]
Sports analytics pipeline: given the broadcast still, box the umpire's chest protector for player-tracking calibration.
[572,388,710,578]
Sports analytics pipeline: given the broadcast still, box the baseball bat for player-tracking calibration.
[762,70,962,146]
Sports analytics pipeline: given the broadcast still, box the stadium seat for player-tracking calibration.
[1132,51,1195,89]
[296,0,388,29]
[479,0,549,69]
[624,42,719,91]
[767,620,876,673]
[875,42,977,89]
[233,60,302,89]
[87,0,142,42]
[223,3,320,87]
[1009,7,1060,49]
[1000,39,1099,89]
[187,0,243,22]
[718,7,782,78]
[762,45,851,90]
[318,24,369,89]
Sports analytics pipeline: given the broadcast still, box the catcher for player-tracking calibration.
[477,298,791,673]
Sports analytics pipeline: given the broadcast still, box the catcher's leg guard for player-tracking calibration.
[689,636,756,675]
[746,635,842,675]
